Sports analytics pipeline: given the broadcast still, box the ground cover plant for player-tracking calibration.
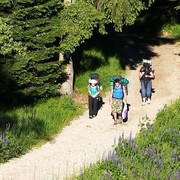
[72,98,180,179]
[0,97,84,163]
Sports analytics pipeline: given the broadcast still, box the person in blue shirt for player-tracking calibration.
[88,79,100,119]
[109,79,127,125]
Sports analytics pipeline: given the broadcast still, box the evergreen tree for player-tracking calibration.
[0,0,65,101]
[0,0,156,101]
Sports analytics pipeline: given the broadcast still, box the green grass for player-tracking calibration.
[161,23,180,40]
[0,96,85,163]
[71,98,180,180]
[74,53,124,97]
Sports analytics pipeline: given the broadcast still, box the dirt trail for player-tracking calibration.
[0,40,179,180]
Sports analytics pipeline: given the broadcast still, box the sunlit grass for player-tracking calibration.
[161,23,180,40]
[75,54,124,96]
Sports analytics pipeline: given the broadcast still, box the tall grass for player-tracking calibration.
[74,51,124,96]
[0,96,84,163]
[71,98,180,180]
[161,23,180,40]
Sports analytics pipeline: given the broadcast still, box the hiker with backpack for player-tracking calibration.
[139,61,155,105]
[109,77,127,125]
[88,78,101,119]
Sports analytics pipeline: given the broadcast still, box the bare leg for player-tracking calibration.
[113,112,118,125]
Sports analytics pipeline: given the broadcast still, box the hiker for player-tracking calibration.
[139,63,155,105]
[109,78,127,125]
[88,79,101,119]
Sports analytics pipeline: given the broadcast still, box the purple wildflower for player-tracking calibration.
[123,167,127,174]
[122,131,124,139]
[150,156,154,166]
[146,169,150,179]
[1,131,8,145]
[129,131,132,141]
[107,151,112,161]
[101,173,112,180]
[118,136,122,146]
[157,158,162,169]
[114,137,116,145]
[175,170,180,180]
[112,154,119,166]
[141,148,145,156]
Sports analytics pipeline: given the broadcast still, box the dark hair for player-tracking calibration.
[143,63,150,69]
[114,79,120,83]
[140,66,146,72]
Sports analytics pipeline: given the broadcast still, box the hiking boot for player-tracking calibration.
[117,118,122,124]
[114,120,118,125]
[147,98,151,104]
[89,116,93,119]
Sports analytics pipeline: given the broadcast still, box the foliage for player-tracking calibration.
[52,2,104,53]
[0,96,84,163]
[0,17,26,56]
[162,23,180,39]
[0,0,65,101]
[79,0,155,32]
[72,99,180,179]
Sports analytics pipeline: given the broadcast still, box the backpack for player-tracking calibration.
[90,73,100,85]
[89,73,103,109]
[89,73,103,90]
[110,75,129,95]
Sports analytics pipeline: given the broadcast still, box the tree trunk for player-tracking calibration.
[60,54,74,97]
[59,0,74,97]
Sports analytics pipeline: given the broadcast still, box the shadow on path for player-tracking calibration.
[104,30,176,70]
[73,29,176,73]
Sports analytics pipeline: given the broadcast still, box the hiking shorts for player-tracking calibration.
[111,98,123,114]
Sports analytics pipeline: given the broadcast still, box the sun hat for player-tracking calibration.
[90,79,98,84]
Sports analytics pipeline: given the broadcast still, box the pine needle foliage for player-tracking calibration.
[0,0,65,101]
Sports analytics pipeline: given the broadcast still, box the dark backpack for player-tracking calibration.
[90,73,100,85]
[89,73,103,91]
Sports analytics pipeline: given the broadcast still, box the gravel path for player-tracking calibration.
[0,40,179,180]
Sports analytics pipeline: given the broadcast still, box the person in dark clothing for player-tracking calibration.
[139,63,155,105]
[88,79,100,119]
